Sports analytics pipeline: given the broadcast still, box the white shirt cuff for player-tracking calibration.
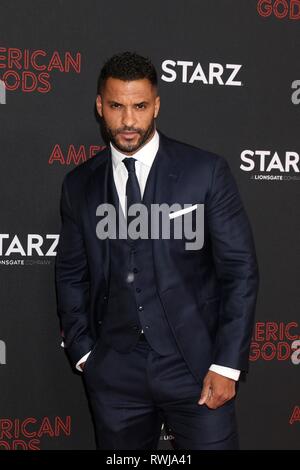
[209,364,240,381]
[76,351,91,372]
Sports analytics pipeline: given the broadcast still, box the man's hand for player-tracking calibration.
[198,370,236,409]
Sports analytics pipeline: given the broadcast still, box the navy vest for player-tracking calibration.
[100,152,178,355]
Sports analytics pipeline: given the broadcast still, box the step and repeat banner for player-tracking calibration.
[0,0,299,450]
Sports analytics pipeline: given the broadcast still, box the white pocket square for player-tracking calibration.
[169,204,198,219]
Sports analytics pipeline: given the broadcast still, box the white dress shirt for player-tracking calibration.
[76,128,240,381]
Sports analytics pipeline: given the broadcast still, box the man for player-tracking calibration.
[55,51,259,450]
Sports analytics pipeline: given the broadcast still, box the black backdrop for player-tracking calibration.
[0,0,299,450]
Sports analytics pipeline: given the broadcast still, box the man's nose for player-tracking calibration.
[121,108,136,128]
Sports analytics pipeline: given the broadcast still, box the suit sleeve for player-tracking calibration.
[55,175,95,369]
[206,155,259,372]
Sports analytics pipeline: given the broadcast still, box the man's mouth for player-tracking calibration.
[119,131,138,139]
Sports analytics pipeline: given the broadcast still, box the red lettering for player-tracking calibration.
[0,439,40,450]
[65,52,81,73]
[0,441,10,449]
[7,48,22,70]
[49,145,65,165]
[274,0,289,18]
[66,145,87,165]
[37,73,51,93]
[289,406,300,424]
[277,342,291,360]
[21,418,37,438]
[48,52,64,72]
[0,419,13,439]
[90,145,105,158]
[12,440,27,450]
[257,0,300,18]
[285,322,299,340]
[266,322,278,341]
[254,322,265,341]
[49,145,106,165]
[261,342,276,360]
[55,416,71,437]
[37,417,54,438]
[257,0,273,16]
[28,438,40,450]
[22,72,38,92]
[249,342,260,361]
[31,50,47,71]
[291,0,300,18]
[2,70,20,90]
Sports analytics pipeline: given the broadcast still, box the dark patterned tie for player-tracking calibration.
[122,157,142,236]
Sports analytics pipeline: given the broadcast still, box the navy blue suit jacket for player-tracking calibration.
[55,130,259,382]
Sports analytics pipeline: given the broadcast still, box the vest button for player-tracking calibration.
[133,268,138,273]
[98,320,102,325]
[136,288,141,293]
[103,295,107,300]
[145,325,150,329]
[138,305,144,311]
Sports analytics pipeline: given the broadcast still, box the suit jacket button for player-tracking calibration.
[138,305,144,311]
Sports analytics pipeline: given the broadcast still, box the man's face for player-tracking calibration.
[96,77,160,155]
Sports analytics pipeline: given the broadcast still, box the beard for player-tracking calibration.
[103,118,156,154]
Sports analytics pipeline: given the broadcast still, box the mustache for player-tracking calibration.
[116,127,142,134]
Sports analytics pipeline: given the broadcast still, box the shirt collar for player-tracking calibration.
[110,128,159,170]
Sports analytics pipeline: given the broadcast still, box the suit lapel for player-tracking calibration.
[153,131,182,206]
[152,132,183,292]
[85,147,111,288]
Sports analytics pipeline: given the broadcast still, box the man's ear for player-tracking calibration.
[96,95,103,117]
[154,95,160,119]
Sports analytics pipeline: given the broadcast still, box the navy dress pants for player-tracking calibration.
[82,335,239,450]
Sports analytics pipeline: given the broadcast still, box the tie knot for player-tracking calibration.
[122,157,137,173]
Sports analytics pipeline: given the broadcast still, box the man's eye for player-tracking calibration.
[136,104,146,109]
[111,103,120,108]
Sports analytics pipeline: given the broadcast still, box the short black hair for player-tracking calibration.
[97,51,157,94]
